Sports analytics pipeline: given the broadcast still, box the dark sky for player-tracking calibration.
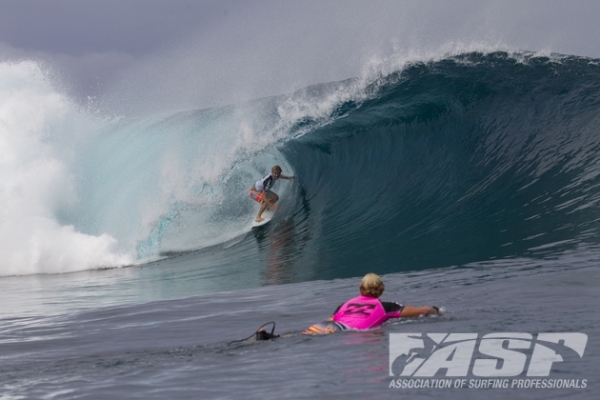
[2,0,599,114]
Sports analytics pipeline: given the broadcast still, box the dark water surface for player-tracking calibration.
[1,254,598,399]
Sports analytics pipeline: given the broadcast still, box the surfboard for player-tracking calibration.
[252,209,274,228]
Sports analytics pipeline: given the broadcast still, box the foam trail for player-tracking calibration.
[0,61,133,276]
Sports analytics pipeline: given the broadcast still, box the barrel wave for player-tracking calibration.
[281,52,600,279]
[2,51,600,282]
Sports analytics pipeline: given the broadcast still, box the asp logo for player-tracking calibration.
[389,333,587,377]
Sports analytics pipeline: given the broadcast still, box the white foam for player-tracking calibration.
[0,61,133,276]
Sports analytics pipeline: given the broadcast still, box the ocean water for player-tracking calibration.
[1,51,599,398]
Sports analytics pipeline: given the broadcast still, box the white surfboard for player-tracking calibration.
[252,209,275,228]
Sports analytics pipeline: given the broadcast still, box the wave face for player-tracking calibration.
[2,52,600,279]
[281,52,600,279]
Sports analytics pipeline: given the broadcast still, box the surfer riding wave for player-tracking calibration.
[249,165,293,223]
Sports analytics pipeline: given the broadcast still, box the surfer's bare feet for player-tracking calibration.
[255,217,264,223]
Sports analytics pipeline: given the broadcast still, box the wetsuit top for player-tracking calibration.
[255,173,278,192]
[331,295,403,330]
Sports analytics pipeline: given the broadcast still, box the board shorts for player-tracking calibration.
[302,320,348,335]
[249,187,265,203]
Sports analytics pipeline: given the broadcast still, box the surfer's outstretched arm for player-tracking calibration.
[400,305,442,318]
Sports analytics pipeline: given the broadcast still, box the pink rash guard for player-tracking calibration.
[332,295,403,330]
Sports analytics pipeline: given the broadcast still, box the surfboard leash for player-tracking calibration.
[227,321,279,345]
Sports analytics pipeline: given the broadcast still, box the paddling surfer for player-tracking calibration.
[303,273,442,334]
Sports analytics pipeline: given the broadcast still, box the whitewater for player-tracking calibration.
[1,51,600,399]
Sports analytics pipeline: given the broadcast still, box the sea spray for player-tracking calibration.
[0,61,133,275]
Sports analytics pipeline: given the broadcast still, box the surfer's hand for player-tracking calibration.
[431,306,443,316]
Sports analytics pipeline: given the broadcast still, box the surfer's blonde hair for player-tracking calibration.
[359,273,385,298]
[272,165,282,173]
